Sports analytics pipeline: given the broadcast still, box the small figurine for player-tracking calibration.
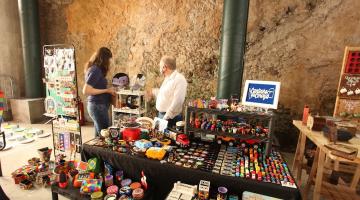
[216,120,222,131]
[201,120,207,130]
[55,154,66,165]
[130,74,146,90]
[203,100,208,108]
[196,99,204,108]
[209,97,218,109]
[176,134,190,148]
[205,122,212,130]
[211,121,216,131]
[251,129,256,135]
[251,171,256,180]
[141,171,148,190]
[58,171,68,188]
[231,127,237,134]
[195,118,201,129]
[167,152,175,163]
[255,126,262,134]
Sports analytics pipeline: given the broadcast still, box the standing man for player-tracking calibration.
[148,55,187,127]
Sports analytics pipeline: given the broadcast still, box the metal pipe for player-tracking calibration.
[217,0,250,99]
[18,0,42,98]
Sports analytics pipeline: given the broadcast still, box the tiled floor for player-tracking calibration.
[0,123,359,200]
[0,122,94,200]
[320,180,360,200]
[282,152,360,200]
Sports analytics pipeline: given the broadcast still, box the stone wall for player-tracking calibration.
[39,0,360,116]
[38,0,360,147]
[246,0,360,117]
[39,0,222,119]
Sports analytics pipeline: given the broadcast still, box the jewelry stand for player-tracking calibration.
[43,44,82,161]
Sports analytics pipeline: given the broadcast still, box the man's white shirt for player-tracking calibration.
[153,70,187,120]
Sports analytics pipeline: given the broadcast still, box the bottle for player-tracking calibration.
[302,105,310,125]
[217,187,228,200]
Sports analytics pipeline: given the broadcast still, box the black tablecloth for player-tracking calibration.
[51,183,154,200]
[81,144,301,200]
[51,184,90,200]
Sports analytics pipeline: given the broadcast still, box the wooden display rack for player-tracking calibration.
[333,46,360,128]
[184,106,275,155]
[111,89,147,126]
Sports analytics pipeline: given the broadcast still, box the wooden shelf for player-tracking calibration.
[113,108,146,115]
[116,89,145,96]
[112,90,147,125]
[53,126,80,133]
[187,107,273,119]
[188,127,269,141]
[44,113,57,118]
[185,106,275,155]
[43,113,78,119]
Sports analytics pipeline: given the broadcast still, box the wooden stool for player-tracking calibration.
[303,147,360,200]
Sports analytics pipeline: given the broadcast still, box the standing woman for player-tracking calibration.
[82,47,116,136]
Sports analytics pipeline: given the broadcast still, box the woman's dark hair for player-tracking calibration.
[85,47,112,76]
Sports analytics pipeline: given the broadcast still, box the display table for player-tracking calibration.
[51,182,154,200]
[81,143,301,200]
[51,184,89,200]
[292,120,360,200]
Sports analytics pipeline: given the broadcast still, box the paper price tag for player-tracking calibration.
[281,181,297,188]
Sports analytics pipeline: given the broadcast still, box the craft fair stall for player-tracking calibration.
[8,44,302,200]
[49,78,301,199]
[10,95,302,199]
[64,79,299,200]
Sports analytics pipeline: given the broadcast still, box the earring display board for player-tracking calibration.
[44,46,77,117]
[334,46,360,125]
[43,44,82,161]
[52,117,82,160]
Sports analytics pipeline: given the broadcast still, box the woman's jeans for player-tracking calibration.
[87,102,110,137]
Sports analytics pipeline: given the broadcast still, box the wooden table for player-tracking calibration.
[292,120,360,200]
[51,184,89,200]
